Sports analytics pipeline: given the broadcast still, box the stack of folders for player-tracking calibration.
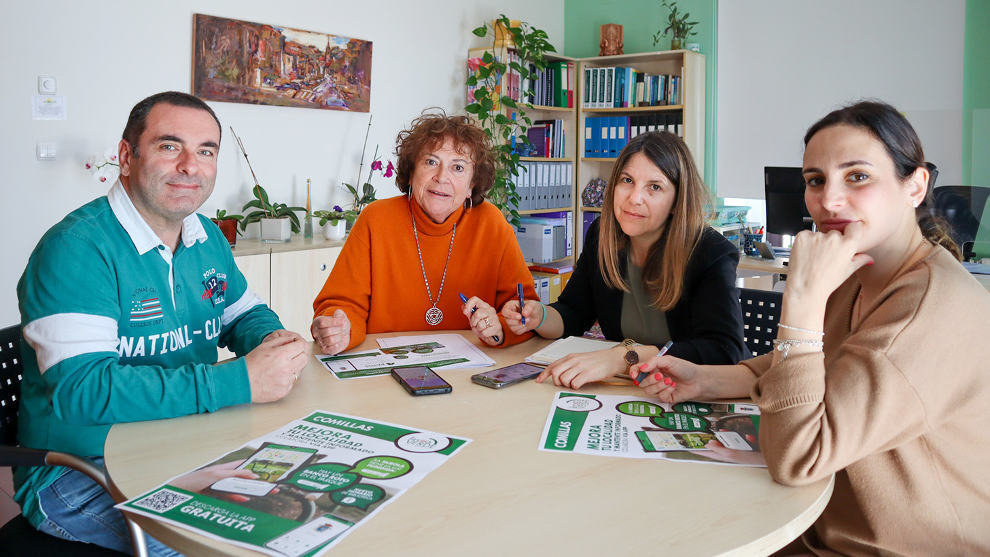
[584,114,683,158]
[515,215,572,264]
[529,260,574,305]
[515,161,574,210]
[582,67,681,109]
[526,119,566,158]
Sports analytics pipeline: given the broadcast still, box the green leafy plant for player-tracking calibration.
[213,209,244,237]
[312,205,358,227]
[230,126,305,233]
[652,0,699,49]
[239,184,306,233]
[214,209,243,222]
[466,15,557,226]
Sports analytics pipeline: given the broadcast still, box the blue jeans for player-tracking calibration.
[36,457,182,557]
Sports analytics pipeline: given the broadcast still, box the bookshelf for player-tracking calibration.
[575,50,706,255]
[466,48,706,301]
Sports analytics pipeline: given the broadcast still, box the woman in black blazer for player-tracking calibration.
[502,132,746,388]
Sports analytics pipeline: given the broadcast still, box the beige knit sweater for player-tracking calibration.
[743,245,990,555]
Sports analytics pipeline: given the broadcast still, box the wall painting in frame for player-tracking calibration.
[192,14,372,112]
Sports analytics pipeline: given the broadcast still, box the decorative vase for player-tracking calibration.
[260,218,291,243]
[211,218,238,247]
[670,38,683,50]
[324,220,346,241]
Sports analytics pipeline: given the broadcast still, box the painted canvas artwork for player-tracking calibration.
[192,14,372,112]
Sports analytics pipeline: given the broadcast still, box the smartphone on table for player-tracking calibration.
[471,362,543,389]
[391,366,452,396]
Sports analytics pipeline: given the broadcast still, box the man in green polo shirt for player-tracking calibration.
[15,91,309,555]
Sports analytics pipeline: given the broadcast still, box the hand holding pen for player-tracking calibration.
[630,344,706,404]
[459,293,502,345]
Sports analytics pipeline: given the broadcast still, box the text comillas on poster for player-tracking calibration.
[117,411,470,556]
[540,392,765,467]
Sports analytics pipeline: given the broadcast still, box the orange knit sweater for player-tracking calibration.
[313,196,536,351]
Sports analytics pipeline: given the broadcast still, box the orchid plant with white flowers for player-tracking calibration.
[84,148,120,184]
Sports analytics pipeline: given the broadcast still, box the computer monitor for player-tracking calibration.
[764,166,814,240]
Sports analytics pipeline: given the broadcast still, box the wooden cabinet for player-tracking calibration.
[269,246,342,341]
[234,253,271,305]
[219,237,343,359]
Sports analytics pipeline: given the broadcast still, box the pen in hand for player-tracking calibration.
[459,292,500,344]
[516,283,526,325]
[636,340,674,384]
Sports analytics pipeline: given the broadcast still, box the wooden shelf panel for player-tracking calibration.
[580,157,617,163]
[517,207,573,215]
[580,207,603,213]
[581,104,683,114]
[525,104,575,113]
[519,156,573,162]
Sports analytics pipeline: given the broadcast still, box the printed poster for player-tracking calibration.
[118,411,470,556]
[539,392,765,467]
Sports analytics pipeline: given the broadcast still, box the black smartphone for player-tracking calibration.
[391,366,452,396]
[471,362,543,389]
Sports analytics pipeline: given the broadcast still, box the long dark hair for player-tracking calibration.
[598,132,710,310]
[804,100,960,259]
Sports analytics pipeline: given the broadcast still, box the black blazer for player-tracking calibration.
[550,218,746,365]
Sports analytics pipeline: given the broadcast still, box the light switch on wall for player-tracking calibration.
[36,142,57,161]
[38,75,57,95]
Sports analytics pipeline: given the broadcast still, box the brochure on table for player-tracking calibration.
[539,392,765,467]
[118,411,470,557]
[316,334,495,379]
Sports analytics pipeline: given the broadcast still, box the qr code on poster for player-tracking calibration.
[131,489,192,514]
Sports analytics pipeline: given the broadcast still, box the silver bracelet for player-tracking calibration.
[772,338,824,360]
[777,323,824,336]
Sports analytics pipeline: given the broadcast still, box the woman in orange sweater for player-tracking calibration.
[311,111,536,354]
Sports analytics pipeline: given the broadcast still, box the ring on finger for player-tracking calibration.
[483,317,489,328]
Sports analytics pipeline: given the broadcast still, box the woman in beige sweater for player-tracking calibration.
[634,100,990,555]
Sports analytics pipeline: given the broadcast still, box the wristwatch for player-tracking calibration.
[620,338,639,366]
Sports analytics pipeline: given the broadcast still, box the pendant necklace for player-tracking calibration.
[411,215,457,326]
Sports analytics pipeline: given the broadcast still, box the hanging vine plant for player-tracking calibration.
[466,15,556,226]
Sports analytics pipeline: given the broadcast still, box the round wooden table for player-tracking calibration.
[105,332,832,556]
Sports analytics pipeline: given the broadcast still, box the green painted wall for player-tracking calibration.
[564,0,718,188]
[963,0,990,186]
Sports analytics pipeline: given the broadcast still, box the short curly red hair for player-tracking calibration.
[394,109,496,206]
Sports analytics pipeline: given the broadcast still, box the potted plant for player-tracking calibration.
[652,0,699,51]
[312,205,357,241]
[211,209,243,247]
[341,116,393,229]
[466,15,557,226]
[240,184,305,243]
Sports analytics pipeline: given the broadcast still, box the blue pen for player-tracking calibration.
[636,340,674,383]
[459,292,500,344]
[517,283,526,325]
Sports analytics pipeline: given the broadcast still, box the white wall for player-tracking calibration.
[0,0,564,325]
[716,0,965,200]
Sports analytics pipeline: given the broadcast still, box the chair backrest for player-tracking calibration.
[739,288,782,358]
[932,185,990,255]
[0,325,23,446]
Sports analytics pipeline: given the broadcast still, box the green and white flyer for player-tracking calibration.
[118,411,470,556]
[317,334,494,379]
[539,392,766,467]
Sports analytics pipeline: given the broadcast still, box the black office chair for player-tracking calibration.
[739,288,782,357]
[932,185,990,259]
[0,325,147,556]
